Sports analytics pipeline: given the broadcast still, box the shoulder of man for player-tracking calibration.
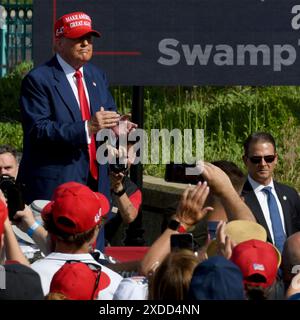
[22,56,58,83]
[274,180,300,198]
[113,276,148,300]
[84,61,106,77]
[241,178,253,195]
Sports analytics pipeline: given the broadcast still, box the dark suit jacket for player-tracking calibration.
[17,55,116,203]
[242,179,300,242]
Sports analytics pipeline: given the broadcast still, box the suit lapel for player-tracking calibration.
[52,57,82,121]
[242,180,273,241]
[274,181,293,237]
[83,65,99,116]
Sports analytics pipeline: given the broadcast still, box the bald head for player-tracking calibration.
[281,232,300,286]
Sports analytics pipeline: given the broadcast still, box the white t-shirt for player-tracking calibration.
[113,276,148,300]
[31,252,123,300]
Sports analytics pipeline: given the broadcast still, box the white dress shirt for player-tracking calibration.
[56,54,91,143]
[248,175,286,243]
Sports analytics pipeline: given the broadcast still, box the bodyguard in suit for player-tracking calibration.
[18,12,120,204]
[242,132,300,252]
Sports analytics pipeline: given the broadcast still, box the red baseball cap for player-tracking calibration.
[49,261,110,300]
[0,199,8,236]
[231,239,281,288]
[42,182,110,235]
[54,12,101,39]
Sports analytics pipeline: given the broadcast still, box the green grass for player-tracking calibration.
[112,86,300,190]
[0,122,23,150]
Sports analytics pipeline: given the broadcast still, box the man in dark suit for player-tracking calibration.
[17,11,120,204]
[242,132,300,252]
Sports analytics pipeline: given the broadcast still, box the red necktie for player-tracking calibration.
[74,70,98,180]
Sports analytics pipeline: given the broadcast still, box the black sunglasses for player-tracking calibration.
[66,260,102,299]
[248,155,276,164]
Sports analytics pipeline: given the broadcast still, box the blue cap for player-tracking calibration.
[188,256,245,300]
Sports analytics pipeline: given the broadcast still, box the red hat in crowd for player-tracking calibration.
[231,239,280,288]
[49,261,110,300]
[42,182,110,235]
[54,11,101,39]
[0,199,8,236]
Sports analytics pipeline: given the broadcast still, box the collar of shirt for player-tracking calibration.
[247,174,275,193]
[44,251,101,262]
[56,53,90,107]
[56,53,83,76]
[56,53,83,77]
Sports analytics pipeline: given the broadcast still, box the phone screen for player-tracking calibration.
[207,221,219,240]
[170,233,194,252]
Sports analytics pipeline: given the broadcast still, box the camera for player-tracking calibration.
[165,162,204,185]
[109,157,129,174]
[0,174,25,220]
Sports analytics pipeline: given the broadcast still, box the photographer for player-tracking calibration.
[104,144,142,246]
[0,145,26,223]
[0,194,45,300]
[0,144,42,261]
[0,192,29,266]
[0,145,19,178]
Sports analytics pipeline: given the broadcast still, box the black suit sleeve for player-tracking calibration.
[290,187,300,232]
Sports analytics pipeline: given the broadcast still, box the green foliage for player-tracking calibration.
[0,0,32,4]
[2,70,300,190]
[0,61,33,121]
[0,122,23,150]
[112,86,300,190]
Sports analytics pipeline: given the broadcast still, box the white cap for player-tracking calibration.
[113,276,148,300]
[30,200,50,223]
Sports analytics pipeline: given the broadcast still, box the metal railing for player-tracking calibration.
[0,0,33,76]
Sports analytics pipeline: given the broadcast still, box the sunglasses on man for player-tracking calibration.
[248,155,276,164]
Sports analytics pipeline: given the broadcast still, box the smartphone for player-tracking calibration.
[207,221,219,240]
[170,233,194,252]
[165,162,204,185]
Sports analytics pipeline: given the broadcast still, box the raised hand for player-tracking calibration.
[175,181,213,229]
[216,221,236,259]
[201,162,234,196]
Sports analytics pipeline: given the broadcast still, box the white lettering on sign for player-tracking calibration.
[157,38,298,71]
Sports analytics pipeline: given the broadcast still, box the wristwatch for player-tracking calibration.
[113,188,126,197]
[167,219,187,233]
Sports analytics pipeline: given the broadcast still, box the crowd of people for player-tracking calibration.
[0,10,300,301]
